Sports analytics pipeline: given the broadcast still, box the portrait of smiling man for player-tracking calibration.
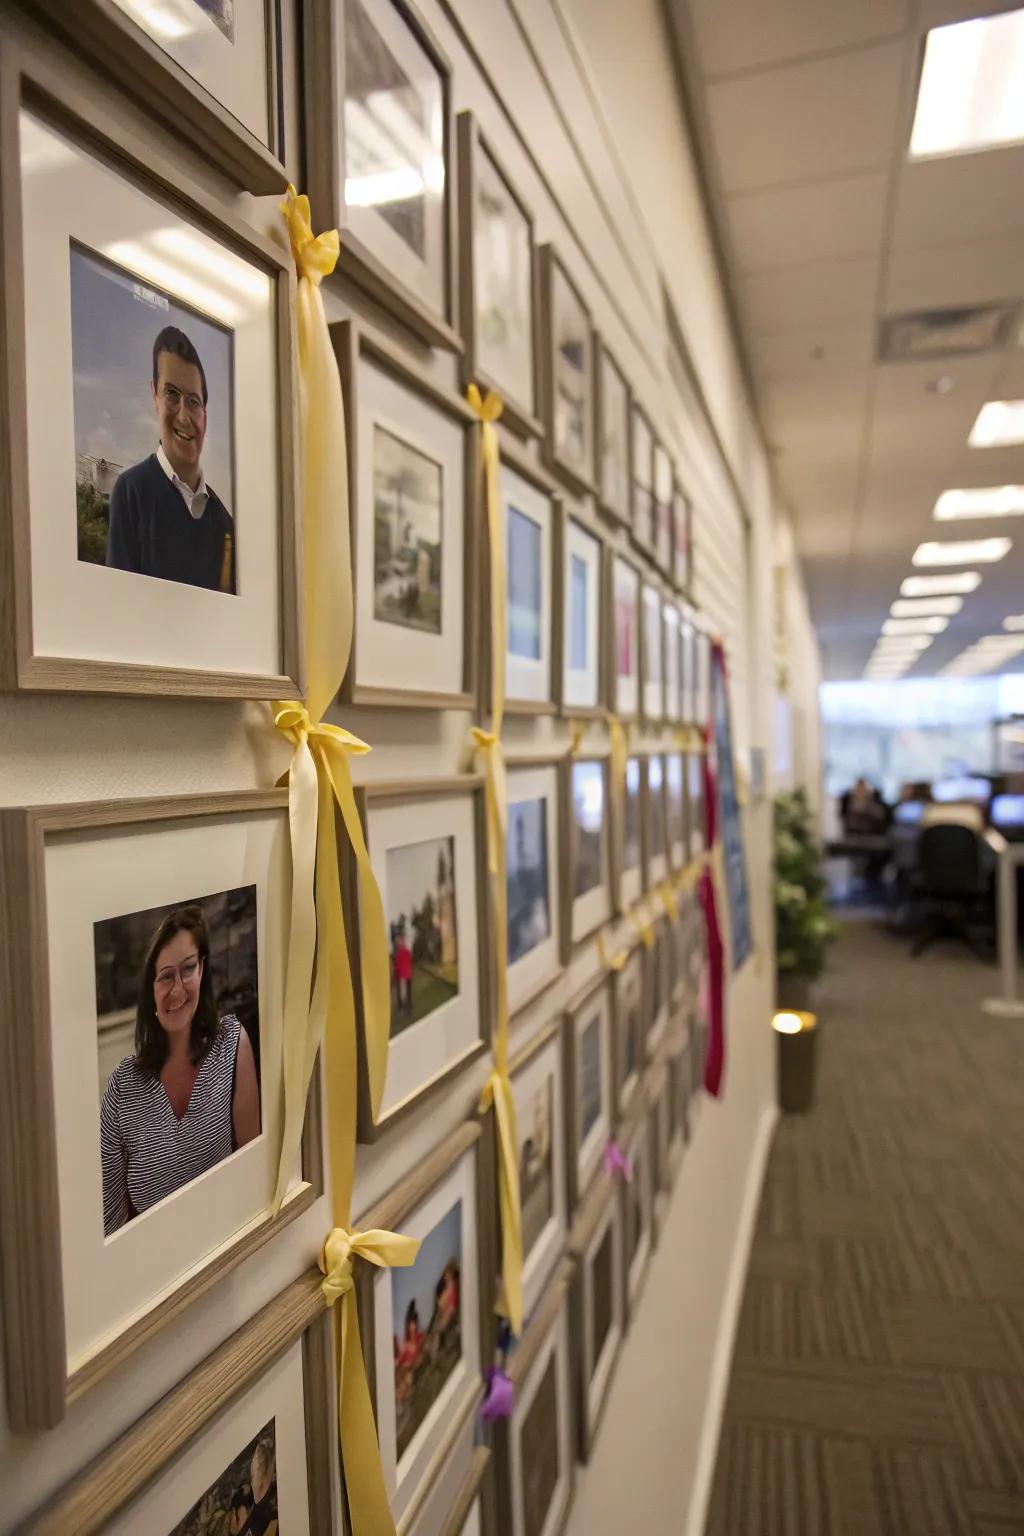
[105,325,236,594]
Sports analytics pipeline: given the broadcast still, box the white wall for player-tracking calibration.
[0,0,821,1529]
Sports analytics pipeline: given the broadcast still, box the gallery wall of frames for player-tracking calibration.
[0,2,747,1533]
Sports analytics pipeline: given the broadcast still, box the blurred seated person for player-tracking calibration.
[839,777,890,836]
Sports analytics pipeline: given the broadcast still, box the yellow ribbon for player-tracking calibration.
[607,713,628,823]
[597,930,628,973]
[466,385,524,1339]
[274,190,398,1536]
[657,879,680,923]
[632,908,656,951]
[319,1228,421,1536]
[566,720,588,758]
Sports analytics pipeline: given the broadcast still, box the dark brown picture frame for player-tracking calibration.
[561,754,613,959]
[642,751,670,888]
[304,0,461,353]
[629,400,655,560]
[568,1171,624,1462]
[333,320,480,711]
[457,110,541,439]
[562,970,614,1212]
[0,35,302,700]
[618,1100,654,1322]
[610,943,645,1124]
[593,334,632,530]
[0,789,323,1430]
[538,243,596,499]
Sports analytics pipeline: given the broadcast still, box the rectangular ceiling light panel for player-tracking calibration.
[912,538,1011,566]
[934,486,1024,520]
[900,573,982,596]
[910,8,1024,159]
[969,400,1024,448]
[882,616,949,635]
[889,597,963,617]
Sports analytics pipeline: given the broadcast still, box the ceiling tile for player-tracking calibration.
[751,320,875,380]
[737,256,880,332]
[890,148,1024,250]
[684,0,911,79]
[706,42,906,193]
[884,233,1024,313]
[728,173,888,270]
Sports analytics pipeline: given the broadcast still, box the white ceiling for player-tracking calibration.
[672,0,1024,679]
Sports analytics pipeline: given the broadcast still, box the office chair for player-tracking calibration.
[910,821,993,959]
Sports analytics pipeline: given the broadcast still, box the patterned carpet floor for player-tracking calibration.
[705,915,1024,1536]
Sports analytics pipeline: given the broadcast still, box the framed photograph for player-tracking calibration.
[652,441,673,576]
[496,1262,575,1536]
[22,0,286,194]
[666,751,687,870]
[563,974,613,1209]
[563,757,612,950]
[673,478,692,595]
[695,623,712,730]
[30,1271,332,1533]
[680,604,696,727]
[594,337,630,527]
[688,749,706,861]
[409,1442,497,1536]
[610,553,640,721]
[644,753,669,888]
[646,918,671,1059]
[305,0,459,352]
[664,600,682,724]
[539,245,595,496]
[620,1110,654,1318]
[611,946,644,1121]
[0,47,300,699]
[0,790,320,1430]
[560,511,604,716]
[614,756,644,913]
[494,441,557,713]
[335,322,478,709]
[510,1021,569,1324]
[457,112,539,438]
[569,1174,624,1460]
[640,580,664,723]
[358,1121,492,1531]
[345,777,489,1140]
[506,763,562,1017]
[630,403,654,556]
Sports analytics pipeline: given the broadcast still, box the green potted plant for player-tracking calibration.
[774,789,837,1010]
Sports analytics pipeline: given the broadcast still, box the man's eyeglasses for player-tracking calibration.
[154,955,202,991]
[160,383,205,417]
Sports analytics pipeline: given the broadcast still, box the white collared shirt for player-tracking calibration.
[156,442,209,520]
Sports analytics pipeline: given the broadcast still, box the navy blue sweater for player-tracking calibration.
[106,453,235,593]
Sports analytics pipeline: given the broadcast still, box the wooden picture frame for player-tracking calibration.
[0,790,322,1430]
[506,758,564,1019]
[493,1258,575,1536]
[28,1271,332,1535]
[612,755,645,915]
[664,599,682,725]
[680,603,696,727]
[643,753,669,888]
[558,505,606,720]
[563,972,614,1211]
[487,435,560,716]
[334,320,479,710]
[688,747,707,862]
[652,439,674,578]
[640,578,665,725]
[609,551,641,722]
[344,776,491,1141]
[0,35,302,700]
[510,1018,570,1326]
[610,944,644,1123]
[433,1446,498,1536]
[666,750,687,871]
[304,0,460,353]
[539,244,596,498]
[619,1105,654,1320]
[593,335,631,529]
[18,0,287,194]
[562,755,612,955]
[569,1171,624,1461]
[648,1060,673,1239]
[355,1119,496,1532]
[646,918,671,1061]
[630,402,655,558]
[457,111,541,439]
[673,476,692,596]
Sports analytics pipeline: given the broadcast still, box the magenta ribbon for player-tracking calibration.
[480,1365,515,1421]
[604,1138,633,1181]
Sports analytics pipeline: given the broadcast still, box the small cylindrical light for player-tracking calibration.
[772,1010,819,1112]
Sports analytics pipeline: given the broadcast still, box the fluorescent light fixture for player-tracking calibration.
[913,538,1011,566]
[910,8,1024,160]
[882,616,949,636]
[1003,616,1024,631]
[873,638,932,654]
[969,400,1024,448]
[900,572,982,596]
[934,486,1024,520]
[889,596,963,618]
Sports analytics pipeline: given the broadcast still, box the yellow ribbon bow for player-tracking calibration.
[319,1227,420,1536]
[281,184,341,285]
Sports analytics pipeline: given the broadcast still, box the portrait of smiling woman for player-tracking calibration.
[98,899,261,1238]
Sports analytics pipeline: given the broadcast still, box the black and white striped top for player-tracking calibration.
[100,1015,241,1237]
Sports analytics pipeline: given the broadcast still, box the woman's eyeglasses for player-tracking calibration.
[154,955,202,991]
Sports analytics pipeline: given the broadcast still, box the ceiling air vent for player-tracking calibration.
[878,302,1022,362]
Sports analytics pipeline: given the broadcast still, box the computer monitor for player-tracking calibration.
[931,776,992,805]
[893,800,925,826]
[990,794,1024,831]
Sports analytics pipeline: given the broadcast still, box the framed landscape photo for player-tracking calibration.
[610,553,640,721]
[594,337,630,527]
[21,0,286,194]
[630,403,654,556]
[666,751,687,870]
[620,1111,654,1318]
[615,755,645,912]
[569,1174,624,1461]
[664,600,682,724]
[560,511,604,716]
[346,777,489,1139]
[0,790,320,1430]
[0,49,301,699]
[611,946,644,1120]
[457,112,539,438]
[31,1271,332,1534]
[495,443,557,713]
[563,974,613,1208]
[510,1021,569,1324]
[540,245,595,496]
[640,579,664,723]
[305,0,459,351]
[653,441,673,576]
[645,753,669,887]
[358,1121,492,1531]
[496,1262,575,1536]
[564,756,612,950]
[673,478,692,595]
[335,322,477,709]
[506,762,563,1016]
